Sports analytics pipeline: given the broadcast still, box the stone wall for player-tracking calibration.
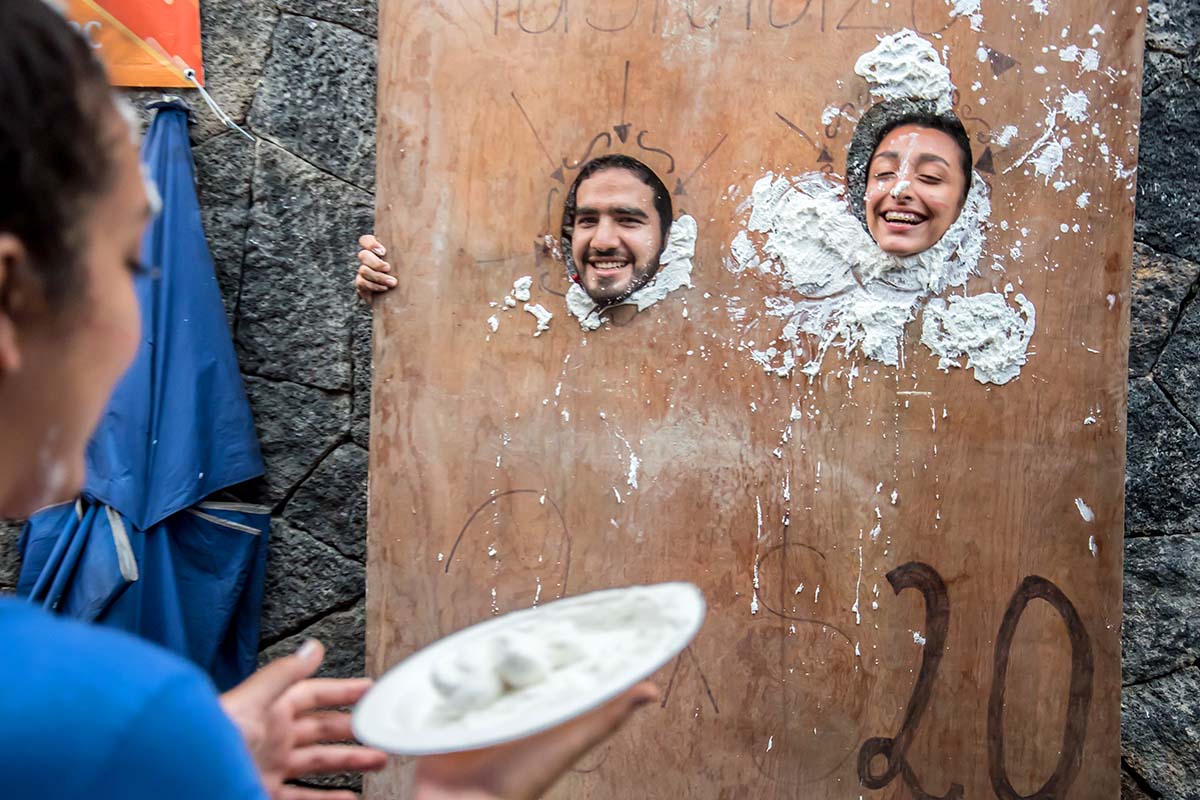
[0,1,1197,796]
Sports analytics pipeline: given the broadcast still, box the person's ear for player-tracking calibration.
[0,233,30,374]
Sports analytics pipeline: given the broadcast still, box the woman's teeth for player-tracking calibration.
[884,211,925,224]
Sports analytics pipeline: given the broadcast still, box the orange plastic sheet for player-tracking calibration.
[65,0,202,88]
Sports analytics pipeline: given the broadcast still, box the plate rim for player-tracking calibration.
[352,581,707,755]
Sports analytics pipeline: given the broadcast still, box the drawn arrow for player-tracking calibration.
[562,131,613,170]
[512,91,565,183]
[775,112,821,151]
[636,130,676,175]
[974,146,995,174]
[674,133,728,196]
[987,48,1018,77]
[614,61,631,143]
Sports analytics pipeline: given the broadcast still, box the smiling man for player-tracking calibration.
[355,155,675,308]
[561,155,674,304]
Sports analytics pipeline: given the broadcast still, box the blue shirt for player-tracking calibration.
[0,598,266,799]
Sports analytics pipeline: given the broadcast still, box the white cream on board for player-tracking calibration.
[729,30,1037,384]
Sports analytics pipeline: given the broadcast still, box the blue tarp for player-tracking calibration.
[18,100,269,690]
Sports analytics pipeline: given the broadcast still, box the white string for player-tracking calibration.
[184,69,255,142]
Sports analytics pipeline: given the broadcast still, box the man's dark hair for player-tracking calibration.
[0,0,117,304]
[560,154,674,282]
[846,99,973,227]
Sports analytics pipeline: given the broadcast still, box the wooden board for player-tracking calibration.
[368,2,1145,797]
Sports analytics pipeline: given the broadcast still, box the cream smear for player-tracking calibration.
[426,583,700,728]
[733,170,992,377]
[854,30,955,114]
[920,292,1036,384]
[728,30,1038,383]
[523,303,553,336]
[567,215,698,330]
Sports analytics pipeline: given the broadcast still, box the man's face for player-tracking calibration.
[571,168,664,302]
[865,125,967,257]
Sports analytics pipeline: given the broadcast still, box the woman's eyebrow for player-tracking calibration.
[870,150,900,163]
[915,153,951,167]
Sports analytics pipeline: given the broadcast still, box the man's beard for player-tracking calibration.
[582,252,662,306]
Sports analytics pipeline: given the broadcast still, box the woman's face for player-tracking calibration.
[864,125,967,257]
[0,110,148,517]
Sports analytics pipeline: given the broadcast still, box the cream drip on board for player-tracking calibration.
[729,30,1037,385]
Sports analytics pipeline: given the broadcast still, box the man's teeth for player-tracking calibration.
[590,261,628,269]
[884,211,925,224]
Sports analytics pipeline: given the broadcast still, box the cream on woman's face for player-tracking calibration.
[865,125,967,257]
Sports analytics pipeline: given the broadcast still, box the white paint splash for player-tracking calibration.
[512,275,533,302]
[1059,44,1100,73]
[566,215,697,330]
[1029,0,1049,15]
[523,303,553,336]
[948,0,983,31]
[1075,497,1095,522]
[921,293,1036,385]
[486,315,499,333]
[854,30,955,114]
[1061,90,1090,123]
[1076,191,1091,208]
[1031,138,1067,185]
[751,559,761,615]
[994,125,1019,147]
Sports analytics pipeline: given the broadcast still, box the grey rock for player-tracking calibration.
[243,375,350,504]
[351,306,373,448]
[1130,243,1200,376]
[194,131,257,325]
[248,15,377,190]
[1146,0,1200,57]
[193,0,280,142]
[258,598,365,679]
[277,0,378,37]
[1142,49,1187,97]
[0,520,24,593]
[1124,534,1200,683]
[283,443,368,561]
[1121,767,1156,800]
[260,517,364,642]
[1122,667,1200,800]
[1135,73,1200,265]
[1125,378,1200,535]
[1157,294,1200,429]
[237,143,373,392]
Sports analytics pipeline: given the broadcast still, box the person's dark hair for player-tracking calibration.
[0,0,118,303]
[560,154,674,286]
[845,99,973,227]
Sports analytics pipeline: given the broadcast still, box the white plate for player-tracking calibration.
[352,582,706,755]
